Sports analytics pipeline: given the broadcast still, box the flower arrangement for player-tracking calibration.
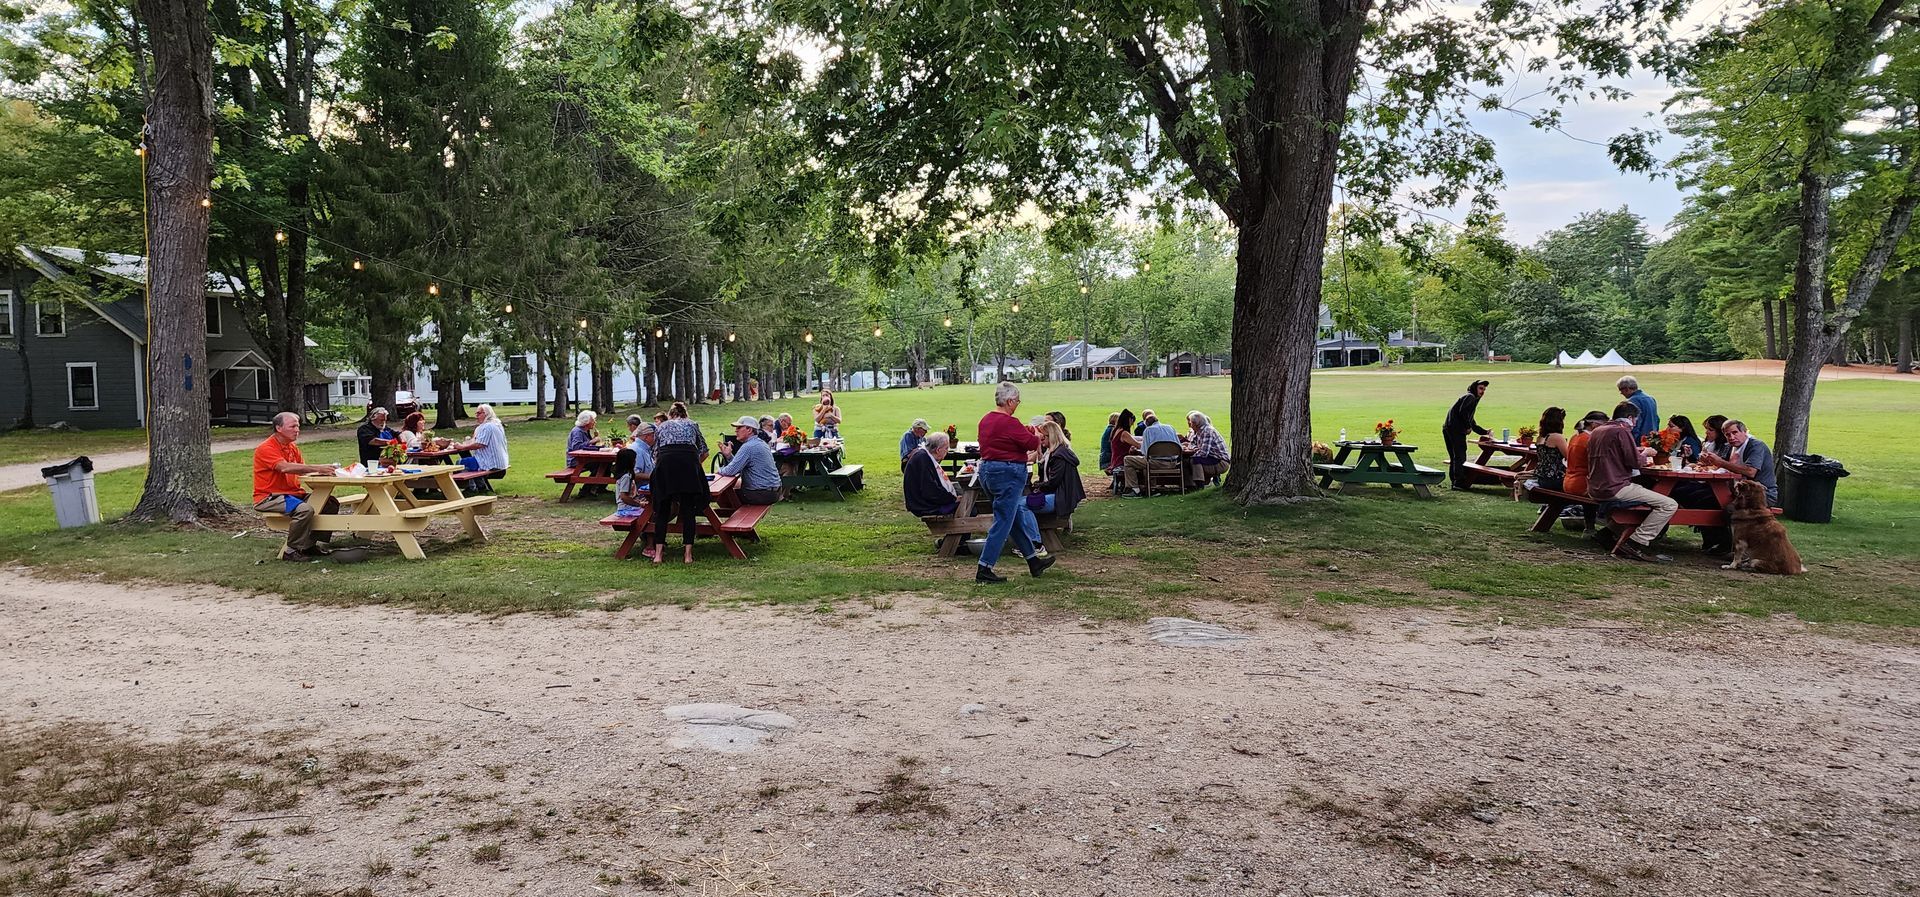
[379,442,408,469]
[781,424,805,450]
[1374,419,1397,442]
[945,424,958,443]
[1311,441,1334,462]
[1517,425,1537,444]
[1643,427,1680,453]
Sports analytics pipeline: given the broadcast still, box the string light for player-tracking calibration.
[1011,301,1021,313]
[726,331,736,343]
[803,330,814,343]
[503,303,513,314]
[1142,259,1152,273]
[943,316,952,328]
[578,319,588,329]
[427,282,440,296]
[1079,283,1089,295]
[351,259,363,271]
[200,197,211,208]
[274,230,287,242]
[134,146,145,157]
[654,326,665,338]
[872,325,883,337]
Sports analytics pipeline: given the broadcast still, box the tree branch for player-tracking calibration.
[1837,151,1920,325]
[1117,30,1242,222]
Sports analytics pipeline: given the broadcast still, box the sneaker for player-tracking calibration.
[1614,541,1669,563]
[1027,554,1056,577]
[280,547,316,562]
[975,565,1007,584]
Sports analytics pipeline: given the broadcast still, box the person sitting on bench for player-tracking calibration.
[718,416,785,505]
[1587,402,1675,563]
[904,432,958,517]
[253,412,342,561]
[448,404,510,481]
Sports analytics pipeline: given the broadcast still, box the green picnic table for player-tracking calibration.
[1315,440,1445,498]
[779,445,865,500]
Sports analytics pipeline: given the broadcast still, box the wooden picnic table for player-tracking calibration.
[550,448,617,502]
[269,464,495,560]
[923,464,1070,556]
[1314,440,1445,498]
[1603,466,1748,553]
[600,474,767,560]
[779,444,864,499]
[942,443,980,475]
[1460,438,1538,488]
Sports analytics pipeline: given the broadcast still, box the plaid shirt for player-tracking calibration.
[1190,424,1229,461]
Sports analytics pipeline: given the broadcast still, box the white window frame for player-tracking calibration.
[35,300,64,337]
[205,295,222,337]
[0,289,13,338]
[66,362,99,410]
[230,366,273,401]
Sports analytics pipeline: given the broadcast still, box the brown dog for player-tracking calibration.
[1723,479,1805,574]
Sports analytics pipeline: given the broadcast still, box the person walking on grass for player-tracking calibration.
[1443,379,1491,490]
[973,381,1054,583]
[1617,376,1658,443]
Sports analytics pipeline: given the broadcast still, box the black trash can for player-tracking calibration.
[1778,453,1849,524]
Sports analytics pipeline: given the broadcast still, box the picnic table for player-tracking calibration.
[779,444,864,499]
[405,443,500,494]
[922,467,1071,557]
[548,448,617,502]
[598,474,770,560]
[1460,438,1538,488]
[942,442,980,475]
[1314,440,1445,498]
[1602,467,1754,553]
[262,464,495,560]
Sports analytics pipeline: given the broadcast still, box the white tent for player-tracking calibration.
[1555,350,1577,366]
[1572,350,1600,365]
[1597,348,1631,366]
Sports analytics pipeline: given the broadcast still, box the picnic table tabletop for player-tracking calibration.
[298,464,492,560]
[1317,440,1443,498]
[1599,465,1752,554]
[407,445,471,462]
[605,474,751,560]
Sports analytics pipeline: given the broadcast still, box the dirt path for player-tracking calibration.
[2,570,1916,896]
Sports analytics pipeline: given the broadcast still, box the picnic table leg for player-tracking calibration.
[1531,501,1565,533]
[1041,528,1063,553]
[558,476,577,503]
[705,508,747,559]
[456,508,486,543]
[1412,483,1433,499]
[938,534,962,557]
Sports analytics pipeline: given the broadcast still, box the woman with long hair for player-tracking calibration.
[1668,415,1703,462]
[813,390,842,439]
[646,402,710,564]
[1527,407,1569,493]
[1108,409,1140,477]
[1027,419,1084,517]
[397,411,428,451]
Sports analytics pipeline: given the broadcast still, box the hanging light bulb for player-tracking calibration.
[873,325,883,337]
[1142,259,1152,273]
[578,319,588,330]
[943,316,952,328]
[503,303,514,314]
[351,259,364,271]
[200,197,211,208]
[654,326,665,338]
[274,230,287,243]
[803,330,814,343]
[1080,283,1089,295]
[427,282,440,296]
[726,331,736,343]
[134,145,145,157]
[1011,301,1021,313]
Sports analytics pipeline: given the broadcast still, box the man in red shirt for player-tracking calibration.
[1586,402,1675,563]
[253,412,341,560]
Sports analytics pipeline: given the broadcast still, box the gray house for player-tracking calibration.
[2,246,277,429]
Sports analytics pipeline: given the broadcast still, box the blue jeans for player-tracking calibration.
[978,460,1039,567]
[1026,493,1056,514]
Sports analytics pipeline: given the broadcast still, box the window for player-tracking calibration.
[342,380,357,397]
[205,296,221,336]
[466,372,487,392]
[0,290,12,337]
[35,301,63,336]
[508,355,530,390]
[67,363,98,410]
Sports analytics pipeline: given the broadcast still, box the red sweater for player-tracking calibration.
[977,410,1038,461]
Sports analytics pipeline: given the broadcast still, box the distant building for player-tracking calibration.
[1,246,280,428]
[1049,340,1144,380]
[1161,351,1226,377]
[1314,304,1445,368]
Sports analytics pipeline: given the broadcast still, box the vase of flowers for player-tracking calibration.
[945,424,958,445]
[379,442,407,471]
[1643,427,1680,467]
[1516,425,1537,446]
[781,425,805,452]
[1374,419,1398,447]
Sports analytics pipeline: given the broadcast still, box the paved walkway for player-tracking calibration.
[0,435,264,493]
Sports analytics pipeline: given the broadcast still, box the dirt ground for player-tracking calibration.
[2,568,1916,896]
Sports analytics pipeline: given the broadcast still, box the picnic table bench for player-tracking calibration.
[1600,467,1780,553]
[598,475,766,560]
[261,464,495,560]
[549,448,617,502]
[921,476,1071,557]
[408,444,500,494]
[780,446,863,500]
[1315,440,1445,498]
[1460,438,1537,488]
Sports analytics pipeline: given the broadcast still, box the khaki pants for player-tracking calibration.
[1123,455,1179,488]
[1607,482,1677,546]
[257,494,340,552]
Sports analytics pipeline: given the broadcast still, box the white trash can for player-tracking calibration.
[41,456,100,528]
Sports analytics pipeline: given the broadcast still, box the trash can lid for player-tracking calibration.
[39,456,93,479]
[1780,453,1849,476]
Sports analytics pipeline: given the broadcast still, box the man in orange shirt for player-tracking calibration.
[253,412,341,560]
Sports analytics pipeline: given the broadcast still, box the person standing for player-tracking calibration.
[252,412,342,561]
[1617,376,1658,443]
[1587,402,1676,563]
[1443,380,1491,490]
[973,382,1054,583]
[647,402,710,564]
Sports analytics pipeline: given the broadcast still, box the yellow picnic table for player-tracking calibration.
[262,464,496,560]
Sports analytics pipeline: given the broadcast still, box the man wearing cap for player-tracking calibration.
[626,420,656,487]
[900,419,929,465]
[718,415,784,504]
[1443,379,1491,490]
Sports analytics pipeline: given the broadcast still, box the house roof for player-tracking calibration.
[1051,340,1141,368]
[27,246,244,296]
[209,349,272,372]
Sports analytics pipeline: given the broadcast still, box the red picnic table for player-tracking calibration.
[597,474,772,560]
[1460,438,1537,488]
[1603,467,1751,553]
[406,444,497,494]
[548,448,617,502]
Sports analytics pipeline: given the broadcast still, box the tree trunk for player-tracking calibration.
[9,274,34,429]
[547,343,569,418]
[535,351,548,419]
[129,0,232,522]
[1761,298,1778,359]
[1897,306,1914,374]
[432,306,465,429]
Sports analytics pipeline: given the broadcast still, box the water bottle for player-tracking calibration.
[1501,427,1511,442]
[1338,427,1348,443]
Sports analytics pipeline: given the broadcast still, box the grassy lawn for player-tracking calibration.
[0,427,152,467]
[0,371,1914,629]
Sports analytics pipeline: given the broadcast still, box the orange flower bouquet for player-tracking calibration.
[1374,419,1397,442]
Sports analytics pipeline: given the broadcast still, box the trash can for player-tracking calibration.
[1778,453,1849,524]
[41,456,100,528]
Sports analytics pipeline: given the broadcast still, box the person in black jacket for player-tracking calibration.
[903,432,959,517]
[355,407,391,465]
[1443,380,1491,490]
[1027,419,1084,516]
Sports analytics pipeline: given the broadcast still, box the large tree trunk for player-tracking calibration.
[129,0,232,522]
[9,273,34,429]
[1897,306,1914,374]
[1761,297,1778,359]
[432,304,466,430]
[534,351,548,418]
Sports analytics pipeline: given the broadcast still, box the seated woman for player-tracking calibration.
[1026,420,1083,517]
[1668,415,1704,464]
[903,432,959,517]
[1557,410,1609,528]
[611,448,647,519]
[1523,407,1569,493]
[566,410,606,497]
[397,411,429,452]
[1108,409,1140,479]
[1185,410,1230,487]
[718,415,785,505]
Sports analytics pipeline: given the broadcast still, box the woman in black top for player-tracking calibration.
[1028,419,1084,517]
[647,402,710,564]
